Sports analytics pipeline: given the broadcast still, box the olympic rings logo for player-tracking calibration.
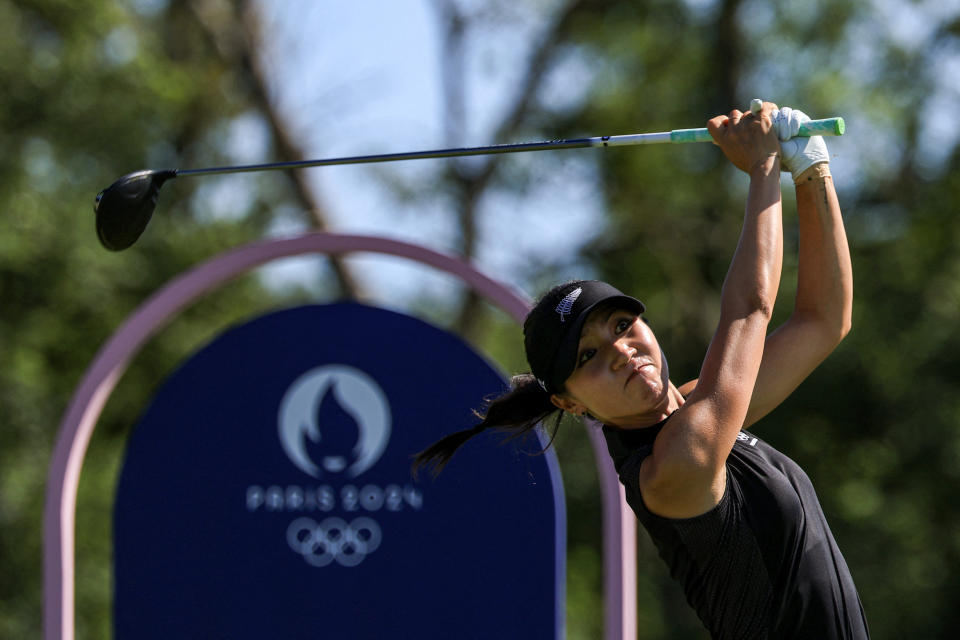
[286,517,382,567]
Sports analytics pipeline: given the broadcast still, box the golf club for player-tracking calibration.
[94,110,844,251]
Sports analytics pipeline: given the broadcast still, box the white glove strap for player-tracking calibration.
[794,162,831,185]
[782,135,830,181]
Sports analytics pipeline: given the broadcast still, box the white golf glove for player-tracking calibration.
[772,106,829,182]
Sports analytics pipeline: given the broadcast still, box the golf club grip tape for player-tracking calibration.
[670,117,845,144]
[799,117,845,137]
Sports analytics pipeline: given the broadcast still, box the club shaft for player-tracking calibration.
[177,136,612,177]
[175,117,844,178]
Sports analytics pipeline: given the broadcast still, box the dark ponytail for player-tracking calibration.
[411,372,563,479]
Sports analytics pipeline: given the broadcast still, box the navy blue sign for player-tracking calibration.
[114,302,565,638]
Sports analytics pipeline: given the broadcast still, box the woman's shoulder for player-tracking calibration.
[601,423,659,473]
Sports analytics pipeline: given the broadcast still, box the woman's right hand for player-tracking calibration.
[707,102,781,173]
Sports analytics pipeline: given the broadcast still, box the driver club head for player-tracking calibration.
[94,169,176,251]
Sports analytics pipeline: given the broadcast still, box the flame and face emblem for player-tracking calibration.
[278,365,391,478]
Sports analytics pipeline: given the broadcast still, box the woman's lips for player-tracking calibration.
[625,361,651,387]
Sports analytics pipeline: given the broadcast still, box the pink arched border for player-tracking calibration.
[43,232,636,640]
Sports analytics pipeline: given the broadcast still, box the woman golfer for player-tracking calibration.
[415,101,869,638]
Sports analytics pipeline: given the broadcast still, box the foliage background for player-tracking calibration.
[2,0,959,637]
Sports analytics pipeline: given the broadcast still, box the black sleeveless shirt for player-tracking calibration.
[603,418,870,639]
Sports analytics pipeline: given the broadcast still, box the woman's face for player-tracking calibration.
[553,306,671,428]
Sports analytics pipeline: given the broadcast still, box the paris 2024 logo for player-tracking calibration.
[246,365,423,568]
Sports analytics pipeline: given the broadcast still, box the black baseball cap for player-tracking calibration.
[523,280,645,393]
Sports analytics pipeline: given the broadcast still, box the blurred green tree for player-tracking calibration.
[0,0,349,636]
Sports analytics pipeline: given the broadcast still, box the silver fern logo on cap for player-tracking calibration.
[555,287,582,322]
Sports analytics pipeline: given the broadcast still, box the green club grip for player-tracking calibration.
[670,117,845,144]
[799,117,845,137]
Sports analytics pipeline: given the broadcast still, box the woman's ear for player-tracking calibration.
[550,393,586,415]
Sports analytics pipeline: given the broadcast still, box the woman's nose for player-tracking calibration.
[612,342,636,368]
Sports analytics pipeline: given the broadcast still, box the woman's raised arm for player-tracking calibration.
[639,103,784,518]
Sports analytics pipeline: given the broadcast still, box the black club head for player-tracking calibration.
[94,169,176,251]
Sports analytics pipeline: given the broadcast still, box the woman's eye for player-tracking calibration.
[578,349,596,366]
[615,317,632,333]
